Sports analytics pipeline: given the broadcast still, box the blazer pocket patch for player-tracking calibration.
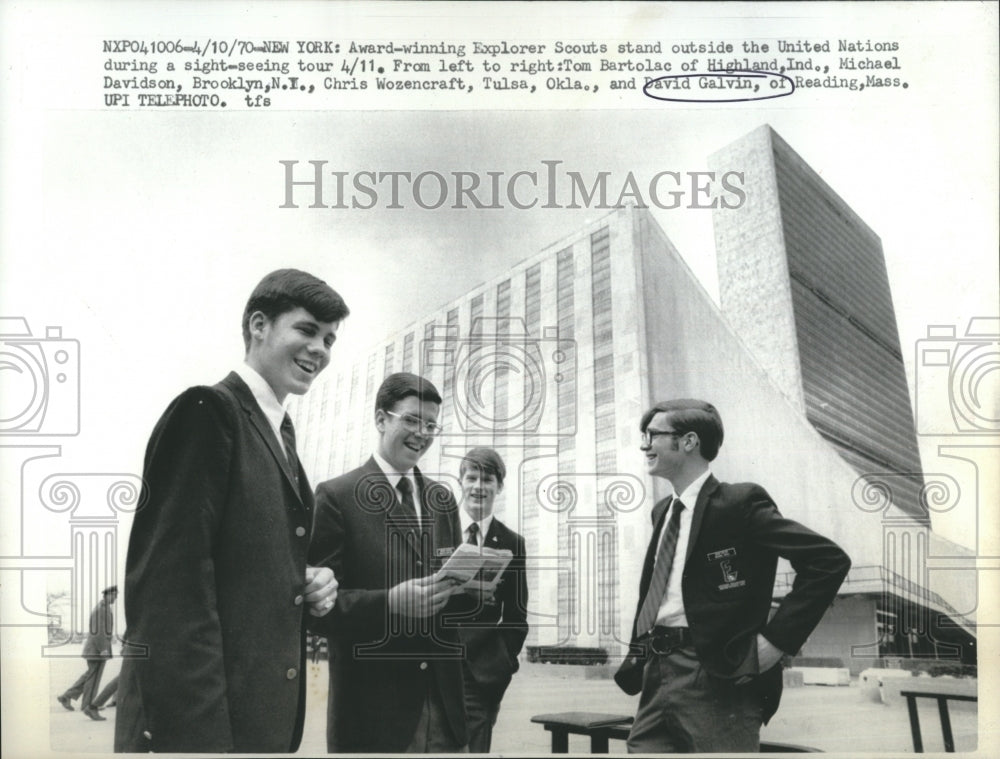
[706,548,747,592]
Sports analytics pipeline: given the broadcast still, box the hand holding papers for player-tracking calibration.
[436,543,513,594]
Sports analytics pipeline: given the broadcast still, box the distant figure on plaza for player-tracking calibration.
[309,372,469,752]
[616,399,851,753]
[454,447,529,753]
[91,674,118,711]
[57,585,117,721]
[114,270,348,753]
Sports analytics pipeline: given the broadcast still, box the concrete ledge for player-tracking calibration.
[783,669,804,688]
[789,666,850,686]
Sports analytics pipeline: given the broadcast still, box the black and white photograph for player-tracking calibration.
[1,2,997,756]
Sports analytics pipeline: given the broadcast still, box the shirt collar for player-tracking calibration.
[372,450,415,491]
[459,509,494,542]
[234,363,287,432]
[674,468,712,510]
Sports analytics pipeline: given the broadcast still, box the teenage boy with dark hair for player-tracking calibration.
[617,398,850,753]
[114,269,348,753]
[454,447,528,753]
[310,372,469,753]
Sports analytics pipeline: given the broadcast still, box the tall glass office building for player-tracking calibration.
[291,129,976,669]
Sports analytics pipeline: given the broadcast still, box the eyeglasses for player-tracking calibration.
[641,428,684,446]
[385,410,444,437]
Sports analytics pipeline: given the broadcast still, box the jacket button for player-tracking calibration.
[419,661,428,671]
[286,668,297,679]
[294,595,304,606]
[143,731,152,740]
[295,526,306,537]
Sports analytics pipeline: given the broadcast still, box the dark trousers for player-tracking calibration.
[627,645,763,753]
[92,674,118,708]
[62,659,107,712]
[404,679,468,753]
[463,678,502,753]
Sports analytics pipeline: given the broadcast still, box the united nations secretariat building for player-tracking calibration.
[290,126,977,674]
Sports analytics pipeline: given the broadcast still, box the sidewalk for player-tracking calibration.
[49,654,979,754]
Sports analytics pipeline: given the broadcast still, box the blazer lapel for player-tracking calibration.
[385,465,424,560]
[416,467,460,564]
[222,372,303,506]
[684,474,719,564]
[480,517,497,548]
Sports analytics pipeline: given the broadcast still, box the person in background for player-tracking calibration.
[454,447,529,753]
[57,585,117,721]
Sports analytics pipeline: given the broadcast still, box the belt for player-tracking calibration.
[645,626,692,655]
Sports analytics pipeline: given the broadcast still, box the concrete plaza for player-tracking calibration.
[48,652,979,754]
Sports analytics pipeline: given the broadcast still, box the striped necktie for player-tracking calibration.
[636,497,685,637]
[280,414,300,490]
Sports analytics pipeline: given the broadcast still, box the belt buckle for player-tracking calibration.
[649,629,681,656]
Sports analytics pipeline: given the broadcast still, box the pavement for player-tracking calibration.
[48,652,980,755]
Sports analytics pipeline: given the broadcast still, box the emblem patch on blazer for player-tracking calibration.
[435,546,456,557]
[706,547,736,561]
[720,559,739,583]
[707,548,745,589]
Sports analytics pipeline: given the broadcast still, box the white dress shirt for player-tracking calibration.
[234,363,289,457]
[655,468,713,628]
[459,509,494,547]
[372,450,423,527]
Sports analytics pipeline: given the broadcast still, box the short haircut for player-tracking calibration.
[241,269,350,351]
[102,585,118,596]
[375,372,442,413]
[459,447,507,486]
[640,399,724,461]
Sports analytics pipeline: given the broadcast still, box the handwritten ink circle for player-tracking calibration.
[642,70,795,103]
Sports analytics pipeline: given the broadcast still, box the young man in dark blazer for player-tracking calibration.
[453,447,529,753]
[114,270,348,753]
[616,399,851,753]
[309,372,469,753]
[57,585,117,720]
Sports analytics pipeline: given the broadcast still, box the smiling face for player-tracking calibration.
[460,465,502,521]
[246,306,339,403]
[640,411,686,481]
[375,395,440,472]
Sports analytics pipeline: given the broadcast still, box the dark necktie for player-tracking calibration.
[397,476,418,522]
[636,497,685,637]
[281,414,300,490]
[467,522,480,546]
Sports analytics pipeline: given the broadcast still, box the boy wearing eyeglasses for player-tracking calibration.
[309,372,469,753]
[617,398,850,753]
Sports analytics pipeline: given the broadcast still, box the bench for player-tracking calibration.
[530,713,633,753]
[531,712,820,753]
[899,690,978,753]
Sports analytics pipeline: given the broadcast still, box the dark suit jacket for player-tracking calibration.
[616,476,850,723]
[114,373,313,753]
[82,598,114,661]
[454,517,529,702]
[309,457,468,753]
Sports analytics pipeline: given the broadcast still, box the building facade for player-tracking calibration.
[291,129,976,669]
